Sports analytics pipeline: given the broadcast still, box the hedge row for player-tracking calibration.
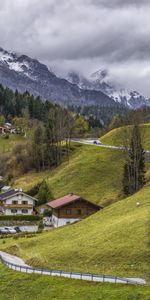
[0,215,42,221]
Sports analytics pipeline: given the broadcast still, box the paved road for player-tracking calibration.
[71,138,150,153]
[0,226,38,233]
[0,251,29,267]
[0,251,146,285]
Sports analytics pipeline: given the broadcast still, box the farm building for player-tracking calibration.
[47,193,102,227]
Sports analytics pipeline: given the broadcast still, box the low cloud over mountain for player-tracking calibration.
[0,1,150,96]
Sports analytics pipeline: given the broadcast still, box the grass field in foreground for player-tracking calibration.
[101,123,150,150]
[1,184,150,280]
[14,144,125,206]
[0,264,150,300]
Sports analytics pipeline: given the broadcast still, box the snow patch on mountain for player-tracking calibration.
[0,48,34,80]
[67,69,150,109]
[0,46,150,109]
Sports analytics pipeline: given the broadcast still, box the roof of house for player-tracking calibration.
[0,189,38,201]
[47,193,101,209]
[0,189,17,200]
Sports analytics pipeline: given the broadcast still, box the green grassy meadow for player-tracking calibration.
[101,123,150,150]
[1,184,150,280]
[14,144,125,206]
[0,126,150,298]
[1,264,150,300]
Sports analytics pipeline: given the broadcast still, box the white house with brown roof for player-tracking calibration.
[0,189,38,215]
[47,193,101,227]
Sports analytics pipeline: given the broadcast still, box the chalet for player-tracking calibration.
[0,189,38,215]
[4,122,12,129]
[0,123,17,134]
[47,193,102,227]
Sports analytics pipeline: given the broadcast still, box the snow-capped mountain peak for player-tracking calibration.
[0,46,150,109]
[0,47,33,77]
[67,69,150,109]
[0,46,115,108]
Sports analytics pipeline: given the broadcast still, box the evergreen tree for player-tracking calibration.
[37,180,53,205]
[123,125,145,195]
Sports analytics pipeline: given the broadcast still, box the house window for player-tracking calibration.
[22,201,28,205]
[11,209,18,214]
[12,201,18,205]
[77,209,81,215]
[22,209,28,214]
[66,209,71,215]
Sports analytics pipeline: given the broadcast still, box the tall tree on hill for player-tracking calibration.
[122,124,145,196]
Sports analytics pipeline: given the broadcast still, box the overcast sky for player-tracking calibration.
[0,0,150,96]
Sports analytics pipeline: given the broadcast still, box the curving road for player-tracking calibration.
[71,138,150,153]
[0,251,146,285]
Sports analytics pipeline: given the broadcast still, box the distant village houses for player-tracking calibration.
[0,122,19,135]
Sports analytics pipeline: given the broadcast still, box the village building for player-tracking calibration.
[47,193,102,227]
[0,189,37,215]
[4,122,12,129]
[1,186,11,193]
[0,126,6,134]
[0,123,17,135]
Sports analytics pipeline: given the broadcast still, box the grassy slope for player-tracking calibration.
[1,265,150,300]
[14,144,125,206]
[1,184,150,280]
[101,123,150,149]
[0,135,25,154]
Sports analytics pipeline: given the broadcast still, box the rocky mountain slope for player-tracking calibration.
[0,47,116,108]
[67,70,150,109]
[0,46,149,109]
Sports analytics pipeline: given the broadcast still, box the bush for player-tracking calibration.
[0,215,42,221]
[26,182,41,197]
[3,134,9,139]
[38,219,44,231]
[43,209,52,217]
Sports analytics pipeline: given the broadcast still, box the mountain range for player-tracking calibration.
[66,70,150,109]
[0,46,149,110]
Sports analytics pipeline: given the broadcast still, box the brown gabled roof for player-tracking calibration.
[47,193,101,209]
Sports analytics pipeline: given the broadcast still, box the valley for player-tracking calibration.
[1,2,150,299]
[0,121,150,299]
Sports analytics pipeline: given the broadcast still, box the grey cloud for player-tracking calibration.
[92,0,150,8]
[0,0,150,96]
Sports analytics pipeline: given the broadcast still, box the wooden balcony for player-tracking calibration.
[4,204,33,209]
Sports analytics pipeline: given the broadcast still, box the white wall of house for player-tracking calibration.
[3,193,36,215]
[5,194,35,205]
[52,214,80,228]
[5,208,33,215]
